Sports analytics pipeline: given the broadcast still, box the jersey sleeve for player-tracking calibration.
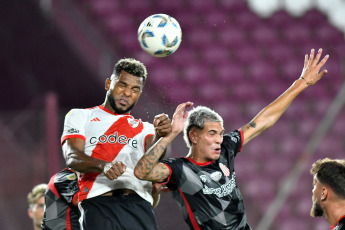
[61,109,88,145]
[222,130,244,158]
[160,158,183,191]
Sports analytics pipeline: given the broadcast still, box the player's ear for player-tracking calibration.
[28,208,33,219]
[189,131,197,144]
[105,78,111,91]
[321,187,328,201]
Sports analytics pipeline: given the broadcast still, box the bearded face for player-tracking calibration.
[310,200,323,217]
[311,175,324,218]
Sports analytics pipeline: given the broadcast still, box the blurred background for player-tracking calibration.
[1,0,345,229]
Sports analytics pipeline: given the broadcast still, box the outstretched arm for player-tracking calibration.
[240,48,329,145]
[134,102,193,182]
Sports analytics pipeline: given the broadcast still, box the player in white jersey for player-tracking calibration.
[61,58,171,230]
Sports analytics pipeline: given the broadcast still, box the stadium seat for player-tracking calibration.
[250,24,280,47]
[214,62,245,84]
[218,26,248,49]
[285,0,313,17]
[303,9,328,28]
[282,24,311,45]
[201,46,230,65]
[314,24,344,44]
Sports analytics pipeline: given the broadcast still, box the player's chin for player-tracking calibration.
[116,103,131,113]
[211,152,221,160]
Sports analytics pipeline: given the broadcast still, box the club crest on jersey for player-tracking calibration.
[127,118,139,128]
[200,175,207,183]
[210,171,222,182]
[219,163,230,177]
[66,173,77,180]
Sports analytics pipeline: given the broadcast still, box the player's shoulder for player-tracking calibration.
[223,130,241,141]
[141,120,154,127]
[161,157,184,165]
[65,106,99,117]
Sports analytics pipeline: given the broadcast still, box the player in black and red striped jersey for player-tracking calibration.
[41,168,80,230]
[310,158,345,230]
[135,49,329,229]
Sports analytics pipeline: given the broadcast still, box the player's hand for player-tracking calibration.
[152,183,169,196]
[171,102,194,134]
[153,113,172,137]
[299,48,329,86]
[103,161,126,180]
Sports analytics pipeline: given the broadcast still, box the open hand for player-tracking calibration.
[171,102,194,133]
[300,48,329,86]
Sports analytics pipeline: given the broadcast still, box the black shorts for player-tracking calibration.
[79,193,158,230]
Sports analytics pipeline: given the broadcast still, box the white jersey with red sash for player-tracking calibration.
[61,105,155,204]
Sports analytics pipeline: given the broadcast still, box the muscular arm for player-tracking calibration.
[240,48,329,145]
[135,134,175,182]
[135,102,193,182]
[145,113,172,158]
[63,138,126,180]
[64,138,106,173]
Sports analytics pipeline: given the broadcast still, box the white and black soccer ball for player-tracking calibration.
[137,14,182,57]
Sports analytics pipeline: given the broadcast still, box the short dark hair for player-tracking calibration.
[310,158,345,198]
[113,58,147,84]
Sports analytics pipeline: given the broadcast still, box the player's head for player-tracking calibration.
[105,58,147,114]
[184,106,224,161]
[27,183,48,230]
[310,158,345,218]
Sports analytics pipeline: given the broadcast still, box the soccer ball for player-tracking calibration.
[138,14,182,57]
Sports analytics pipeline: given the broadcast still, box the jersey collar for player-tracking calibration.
[331,215,345,230]
[185,157,214,166]
[98,105,131,116]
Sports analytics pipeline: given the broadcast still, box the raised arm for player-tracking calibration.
[240,48,329,145]
[134,102,193,182]
[145,113,172,150]
[63,138,126,180]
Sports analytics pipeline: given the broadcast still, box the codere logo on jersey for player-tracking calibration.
[90,131,138,149]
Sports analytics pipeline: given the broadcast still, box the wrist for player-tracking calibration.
[103,162,114,175]
[299,76,312,86]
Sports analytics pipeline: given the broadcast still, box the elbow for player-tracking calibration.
[134,167,145,180]
[66,158,76,170]
[65,155,80,171]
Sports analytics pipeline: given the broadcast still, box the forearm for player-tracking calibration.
[135,133,176,180]
[65,150,106,174]
[148,133,167,159]
[242,79,308,143]
[256,79,307,126]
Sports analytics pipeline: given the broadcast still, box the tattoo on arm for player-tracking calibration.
[139,143,167,179]
[242,122,256,132]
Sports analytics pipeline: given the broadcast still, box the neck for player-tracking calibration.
[34,223,40,230]
[102,101,113,113]
[187,148,212,164]
[324,200,345,227]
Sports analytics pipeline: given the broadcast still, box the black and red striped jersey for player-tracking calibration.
[161,130,252,230]
[332,216,345,230]
[42,168,80,230]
